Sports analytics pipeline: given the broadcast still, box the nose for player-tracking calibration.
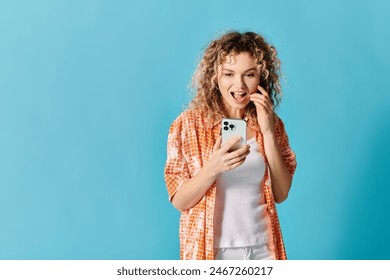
[234,75,246,89]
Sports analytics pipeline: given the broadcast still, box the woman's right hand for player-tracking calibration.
[205,136,250,178]
[171,136,250,212]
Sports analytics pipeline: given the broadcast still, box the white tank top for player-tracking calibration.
[213,137,272,248]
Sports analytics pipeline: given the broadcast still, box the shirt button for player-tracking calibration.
[265,180,270,186]
[269,208,275,214]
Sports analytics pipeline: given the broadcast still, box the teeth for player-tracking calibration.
[231,92,246,96]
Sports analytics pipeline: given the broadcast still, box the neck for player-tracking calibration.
[223,107,246,119]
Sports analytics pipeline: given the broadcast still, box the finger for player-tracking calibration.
[223,145,250,161]
[257,85,270,98]
[227,149,250,165]
[250,93,273,109]
[213,136,222,152]
[257,86,273,106]
[250,93,273,110]
[251,99,273,114]
[228,159,247,170]
[235,145,250,156]
[220,136,242,154]
[261,99,273,112]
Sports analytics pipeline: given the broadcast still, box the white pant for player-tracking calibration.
[214,243,275,260]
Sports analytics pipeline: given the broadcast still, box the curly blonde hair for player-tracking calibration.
[189,31,283,123]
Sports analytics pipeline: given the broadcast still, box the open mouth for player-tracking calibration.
[230,91,247,103]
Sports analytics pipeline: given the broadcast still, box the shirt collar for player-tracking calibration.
[208,114,259,132]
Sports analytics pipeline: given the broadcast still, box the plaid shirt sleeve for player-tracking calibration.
[164,115,191,202]
[275,116,297,176]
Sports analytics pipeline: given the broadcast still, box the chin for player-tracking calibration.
[231,100,250,109]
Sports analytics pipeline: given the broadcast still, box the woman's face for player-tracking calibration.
[217,52,260,113]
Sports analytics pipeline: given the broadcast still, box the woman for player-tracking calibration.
[164,31,297,260]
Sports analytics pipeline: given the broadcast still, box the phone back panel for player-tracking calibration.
[221,118,246,152]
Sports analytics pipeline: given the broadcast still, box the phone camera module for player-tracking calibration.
[223,126,229,131]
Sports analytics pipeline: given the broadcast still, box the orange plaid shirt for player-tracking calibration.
[164,109,297,260]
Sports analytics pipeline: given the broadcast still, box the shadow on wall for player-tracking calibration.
[339,108,390,259]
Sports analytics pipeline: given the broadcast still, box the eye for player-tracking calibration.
[245,73,255,77]
[223,73,233,77]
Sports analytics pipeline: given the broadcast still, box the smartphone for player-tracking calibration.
[221,118,247,152]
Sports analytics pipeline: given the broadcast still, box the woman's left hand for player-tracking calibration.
[249,85,275,135]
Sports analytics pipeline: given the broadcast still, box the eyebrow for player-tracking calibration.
[222,67,258,72]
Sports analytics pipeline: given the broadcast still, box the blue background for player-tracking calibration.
[1,0,389,260]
